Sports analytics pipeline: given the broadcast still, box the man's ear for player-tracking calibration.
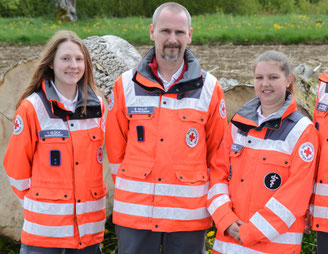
[150,24,155,41]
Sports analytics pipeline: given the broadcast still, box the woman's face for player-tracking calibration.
[254,61,291,113]
[52,40,85,89]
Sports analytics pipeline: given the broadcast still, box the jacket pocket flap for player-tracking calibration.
[175,164,209,183]
[125,113,155,120]
[178,109,208,124]
[262,153,291,167]
[32,188,72,200]
[90,184,107,199]
[119,162,154,179]
[88,127,103,141]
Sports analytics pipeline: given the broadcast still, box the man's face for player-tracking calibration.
[150,8,193,63]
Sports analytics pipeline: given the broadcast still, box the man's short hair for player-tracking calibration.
[152,2,191,29]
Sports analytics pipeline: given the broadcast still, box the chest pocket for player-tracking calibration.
[178,109,208,125]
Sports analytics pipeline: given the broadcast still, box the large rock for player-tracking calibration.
[0,35,141,241]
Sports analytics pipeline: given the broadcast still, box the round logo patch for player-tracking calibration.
[264,172,282,190]
[13,115,24,135]
[299,142,314,162]
[186,128,199,148]
[219,99,226,118]
[97,146,104,164]
[108,92,114,111]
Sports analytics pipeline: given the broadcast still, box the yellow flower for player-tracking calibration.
[101,243,104,248]
[273,24,281,29]
[104,229,109,234]
[123,28,128,32]
[207,230,215,237]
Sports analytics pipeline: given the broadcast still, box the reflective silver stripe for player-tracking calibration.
[27,93,101,131]
[232,117,312,155]
[123,70,160,108]
[265,197,296,228]
[208,183,229,200]
[207,194,230,216]
[122,70,217,112]
[23,219,74,237]
[8,176,30,191]
[314,182,328,196]
[250,212,279,241]
[113,200,209,220]
[213,239,266,254]
[27,94,67,131]
[109,163,120,175]
[24,197,74,215]
[312,205,328,219]
[318,81,328,105]
[271,232,303,245]
[78,219,106,237]
[115,176,208,198]
[76,197,106,215]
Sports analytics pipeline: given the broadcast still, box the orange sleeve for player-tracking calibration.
[105,76,129,183]
[3,100,38,203]
[207,122,240,236]
[205,82,228,167]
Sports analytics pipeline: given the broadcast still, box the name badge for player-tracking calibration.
[127,107,155,114]
[316,102,328,112]
[231,143,243,152]
[39,130,70,139]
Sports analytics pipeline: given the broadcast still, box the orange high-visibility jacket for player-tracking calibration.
[208,93,318,254]
[105,48,227,232]
[312,70,328,232]
[3,80,107,249]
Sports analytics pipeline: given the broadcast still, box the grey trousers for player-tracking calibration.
[20,243,102,254]
[317,231,328,254]
[115,225,207,254]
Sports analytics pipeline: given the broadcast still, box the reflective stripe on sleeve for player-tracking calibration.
[113,200,210,220]
[314,182,328,196]
[109,163,120,175]
[115,177,208,198]
[271,232,303,245]
[250,212,279,241]
[207,183,229,200]
[23,219,74,237]
[265,197,296,228]
[76,197,106,215]
[78,219,106,237]
[8,176,30,191]
[24,197,74,215]
[207,194,230,216]
[312,205,328,219]
[213,239,266,254]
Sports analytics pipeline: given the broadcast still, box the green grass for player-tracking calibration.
[0,14,328,45]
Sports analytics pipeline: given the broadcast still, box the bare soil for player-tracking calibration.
[1,42,328,83]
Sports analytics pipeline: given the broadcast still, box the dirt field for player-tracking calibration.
[1,42,328,83]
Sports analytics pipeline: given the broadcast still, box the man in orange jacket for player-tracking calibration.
[105,2,227,253]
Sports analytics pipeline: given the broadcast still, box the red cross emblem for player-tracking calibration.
[186,128,199,148]
[299,142,314,162]
[97,146,104,163]
[219,99,226,118]
[13,115,23,135]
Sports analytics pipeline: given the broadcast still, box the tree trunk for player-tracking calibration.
[55,0,77,22]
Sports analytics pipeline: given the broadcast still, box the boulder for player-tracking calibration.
[0,35,141,241]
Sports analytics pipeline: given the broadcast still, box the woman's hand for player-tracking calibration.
[226,220,245,243]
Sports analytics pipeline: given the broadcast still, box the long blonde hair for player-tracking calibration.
[16,30,96,114]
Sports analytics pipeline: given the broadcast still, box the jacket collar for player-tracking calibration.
[132,47,204,95]
[42,79,102,120]
[231,91,297,132]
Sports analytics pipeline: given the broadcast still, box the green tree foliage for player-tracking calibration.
[2,0,328,17]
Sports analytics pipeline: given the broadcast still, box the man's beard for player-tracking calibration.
[161,44,181,62]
